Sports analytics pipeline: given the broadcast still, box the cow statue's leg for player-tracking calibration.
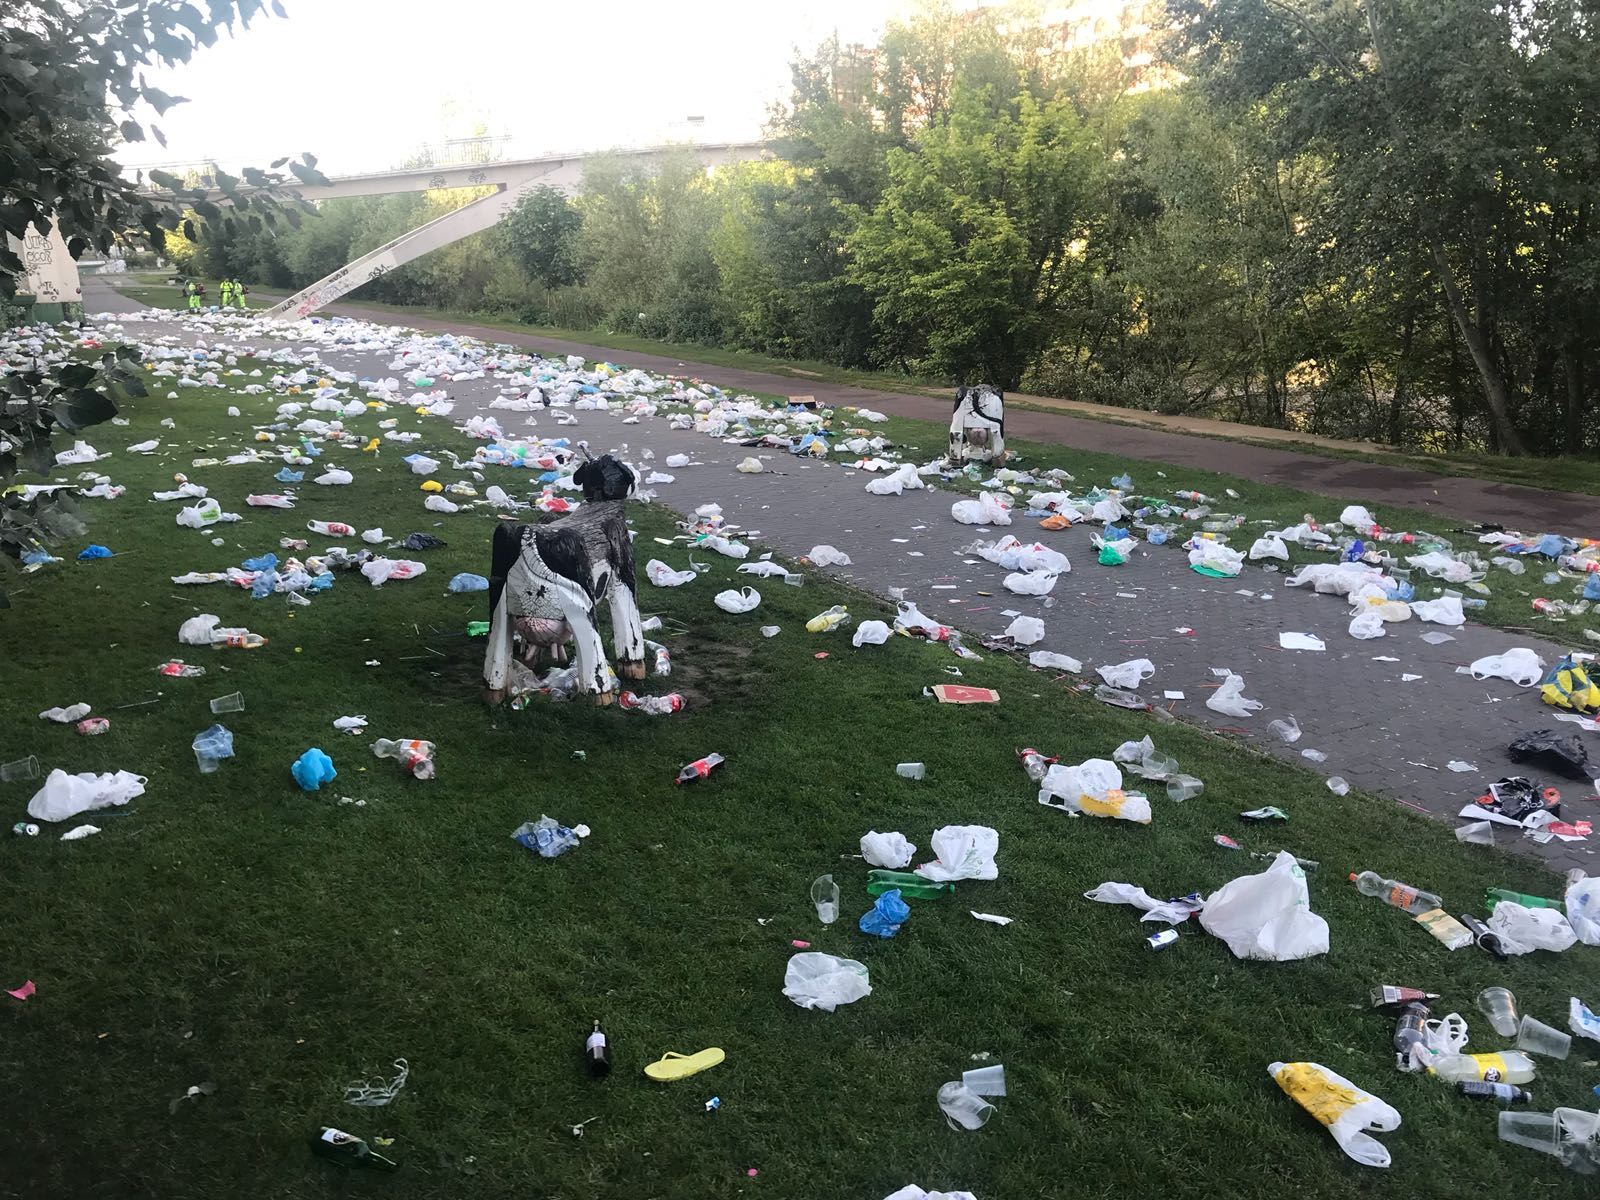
[534,526,613,704]
[605,513,646,678]
[482,521,523,703]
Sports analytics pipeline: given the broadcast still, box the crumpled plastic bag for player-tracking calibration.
[1469,648,1544,687]
[511,815,580,859]
[448,573,489,593]
[1486,901,1578,955]
[1190,541,1245,576]
[1004,615,1045,645]
[1407,550,1473,583]
[859,888,910,938]
[852,620,891,647]
[1083,881,1202,924]
[646,559,696,587]
[1097,658,1154,689]
[361,558,426,587]
[1199,851,1329,961]
[314,468,353,486]
[1567,872,1600,945]
[860,830,916,868]
[27,768,148,822]
[291,747,336,791]
[1507,728,1590,778]
[1348,611,1387,640]
[1038,758,1151,823]
[1409,596,1465,625]
[39,702,91,723]
[974,536,1069,574]
[1004,570,1058,596]
[1207,671,1264,718]
[951,492,1012,526]
[915,825,999,882]
[1249,534,1289,561]
[735,456,764,473]
[1287,562,1383,597]
[864,464,925,495]
[783,952,871,1011]
[1340,505,1378,530]
[1268,1061,1400,1169]
[883,1187,978,1200]
[808,544,852,567]
[714,586,761,613]
[1028,650,1081,672]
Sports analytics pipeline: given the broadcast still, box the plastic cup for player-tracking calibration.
[1498,1110,1562,1156]
[1166,774,1204,802]
[1477,987,1519,1038]
[209,691,245,714]
[1143,752,1180,779]
[1266,718,1301,744]
[896,762,926,780]
[1515,1014,1571,1060]
[936,1081,995,1130]
[962,1064,1007,1097]
[783,574,804,587]
[1,755,40,783]
[810,874,839,925]
[1326,776,1350,796]
[194,749,219,774]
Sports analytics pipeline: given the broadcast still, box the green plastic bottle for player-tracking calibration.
[1484,888,1564,913]
[866,870,954,900]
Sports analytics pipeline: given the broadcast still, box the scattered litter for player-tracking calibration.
[932,685,999,704]
[1279,632,1326,652]
[344,1059,410,1107]
[783,953,871,1011]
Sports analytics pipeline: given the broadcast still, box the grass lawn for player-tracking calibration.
[2,324,1598,1198]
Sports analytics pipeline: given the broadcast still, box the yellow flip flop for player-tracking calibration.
[643,1048,725,1082]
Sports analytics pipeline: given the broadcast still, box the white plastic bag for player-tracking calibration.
[1028,650,1082,672]
[951,492,1012,526]
[864,464,925,495]
[782,952,871,1012]
[1206,672,1264,718]
[1005,615,1045,646]
[852,620,891,647]
[1083,881,1201,924]
[1486,902,1577,955]
[27,768,148,822]
[736,456,764,473]
[1340,505,1377,530]
[1469,648,1545,687]
[1268,1061,1399,1169]
[178,614,222,646]
[424,494,460,513]
[1004,571,1058,596]
[1038,759,1151,823]
[915,825,999,882]
[1189,541,1244,576]
[1409,596,1465,625]
[737,561,792,579]
[1199,851,1329,961]
[860,830,916,869]
[1348,611,1387,640]
[408,455,440,475]
[883,1186,978,1200]
[808,544,852,567]
[360,558,427,587]
[713,586,761,613]
[646,559,696,587]
[1407,551,1473,583]
[1567,872,1600,945]
[1249,535,1289,562]
[1097,658,1155,689]
[314,468,353,486]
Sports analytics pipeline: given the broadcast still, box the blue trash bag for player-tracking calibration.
[1537,533,1575,558]
[1584,574,1600,602]
[512,816,579,859]
[1105,525,1129,542]
[192,723,235,763]
[1343,538,1366,562]
[242,552,279,572]
[1147,528,1169,546]
[859,888,910,939]
[77,544,113,560]
[1384,579,1416,602]
[1111,473,1133,491]
[291,748,336,791]
[275,468,304,483]
[306,572,334,592]
[449,573,489,593]
[250,569,279,599]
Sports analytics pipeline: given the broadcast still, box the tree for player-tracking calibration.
[847,86,1102,387]
[498,186,583,288]
[1,0,323,601]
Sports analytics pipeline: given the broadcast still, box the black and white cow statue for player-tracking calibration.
[483,452,646,705]
[948,384,1006,466]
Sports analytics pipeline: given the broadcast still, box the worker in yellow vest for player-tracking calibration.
[230,279,248,310]
[218,278,235,309]
[183,279,202,310]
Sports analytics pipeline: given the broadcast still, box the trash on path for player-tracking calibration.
[1327,776,1351,795]
[1200,851,1329,961]
[291,748,336,792]
[1507,729,1590,778]
[1097,658,1154,689]
[1267,717,1301,743]
[513,816,580,858]
[1004,615,1044,645]
[27,768,147,822]
[1279,632,1326,652]
[859,889,910,938]
[344,1059,410,1107]
[861,831,916,869]
[783,952,871,1011]
[807,544,852,567]
[1470,649,1545,686]
[1206,671,1263,718]
[951,492,1012,526]
[1028,650,1081,672]
[1268,1061,1400,1168]
[1541,655,1600,712]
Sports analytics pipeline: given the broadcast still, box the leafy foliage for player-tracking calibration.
[498,185,584,289]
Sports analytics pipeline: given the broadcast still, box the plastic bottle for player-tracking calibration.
[866,869,955,900]
[619,692,684,715]
[370,738,436,780]
[1016,747,1057,782]
[585,1019,611,1078]
[307,520,355,537]
[806,605,849,633]
[1484,887,1563,912]
[1094,684,1147,710]
[312,1127,398,1171]
[1394,1002,1431,1062]
[1460,1081,1532,1104]
[675,752,725,784]
[1348,871,1443,916]
[217,632,267,650]
[1428,1050,1536,1084]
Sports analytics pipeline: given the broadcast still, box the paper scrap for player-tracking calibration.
[970,911,1013,926]
[1401,673,1422,682]
[7,980,35,1001]
[1279,632,1326,652]
[1447,761,1477,772]
[932,685,1000,705]
[61,825,101,841]
[1163,690,1185,700]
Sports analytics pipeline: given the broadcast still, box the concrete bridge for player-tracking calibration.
[141,140,767,321]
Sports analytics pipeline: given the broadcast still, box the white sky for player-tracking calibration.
[117,0,907,175]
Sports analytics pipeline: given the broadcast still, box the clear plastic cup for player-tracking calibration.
[962,1064,1007,1096]
[1498,1110,1561,1156]
[783,574,803,587]
[1515,1014,1571,1060]
[1266,718,1301,744]
[1166,774,1204,802]
[209,691,245,714]
[1144,752,1180,779]
[1326,776,1350,796]
[810,874,839,925]
[1477,987,1519,1038]
[896,763,926,780]
[1,755,40,783]
[936,1082,995,1130]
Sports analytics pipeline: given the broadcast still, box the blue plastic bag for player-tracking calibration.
[859,888,910,939]
[250,569,279,599]
[512,816,579,859]
[192,723,235,765]
[449,573,489,593]
[1111,473,1133,491]
[1343,538,1366,562]
[77,544,113,560]
[291,748,336,791]
[242,552,279,572]
[1585,574,1600,602]
[275,468,304,483]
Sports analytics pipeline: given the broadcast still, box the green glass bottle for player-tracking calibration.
[866,870,954,900]
[312,1127,398,1171]
[1484,887,1563,912]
